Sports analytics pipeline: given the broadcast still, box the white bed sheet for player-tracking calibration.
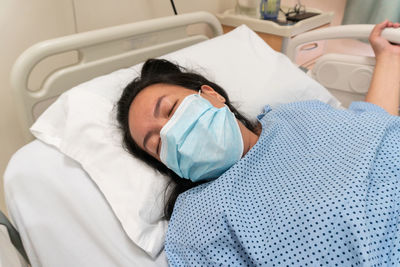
[4,140,168,267]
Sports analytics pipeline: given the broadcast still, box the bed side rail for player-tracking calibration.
[10,12,223,142]
[287,25,400,62]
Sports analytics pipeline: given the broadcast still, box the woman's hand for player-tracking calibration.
[365,20,400,116]
[369,20,400,59]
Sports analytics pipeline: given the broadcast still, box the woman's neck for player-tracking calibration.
[238,121,261,157]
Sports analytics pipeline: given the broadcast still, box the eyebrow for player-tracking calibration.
[154,95,167,118]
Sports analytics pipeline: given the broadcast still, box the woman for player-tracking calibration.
[118,21,400,265]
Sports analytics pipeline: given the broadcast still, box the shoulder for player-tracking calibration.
[257,100,334,120]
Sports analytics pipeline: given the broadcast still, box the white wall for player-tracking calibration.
[0,0,236,215]
[73,0,236,32]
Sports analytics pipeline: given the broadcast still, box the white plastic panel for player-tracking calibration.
[311,53,376,107]
[287,24,400,62]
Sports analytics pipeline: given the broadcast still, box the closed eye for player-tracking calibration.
[168,100,178,117]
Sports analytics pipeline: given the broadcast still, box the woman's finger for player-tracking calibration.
[370,20,389,40]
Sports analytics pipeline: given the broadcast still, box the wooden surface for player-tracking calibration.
[222,23,330,62]
[222,25,283,51]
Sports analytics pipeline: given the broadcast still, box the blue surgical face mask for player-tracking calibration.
[160,92,244,182]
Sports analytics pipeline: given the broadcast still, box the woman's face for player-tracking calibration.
[128,83,226,161]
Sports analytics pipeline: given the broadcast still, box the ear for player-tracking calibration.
[200,85,226,103]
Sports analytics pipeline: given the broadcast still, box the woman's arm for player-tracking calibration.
[365,20,400,116]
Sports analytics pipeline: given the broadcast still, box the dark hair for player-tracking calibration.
[116,59,257,220]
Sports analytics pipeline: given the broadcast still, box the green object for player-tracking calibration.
[260,0,281,20]
[342,0,400,25]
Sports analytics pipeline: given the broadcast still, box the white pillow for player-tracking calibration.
[31,25,341,258]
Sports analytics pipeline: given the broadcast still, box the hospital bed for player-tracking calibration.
[3,11,400,267]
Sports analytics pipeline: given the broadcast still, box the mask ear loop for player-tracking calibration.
[198,89,201,96]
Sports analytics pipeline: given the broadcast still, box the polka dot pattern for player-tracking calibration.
[165,101,400,266]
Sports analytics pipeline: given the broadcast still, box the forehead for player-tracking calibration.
[127,83,194,144]
[129,83,191,117]
[133,83,185,104]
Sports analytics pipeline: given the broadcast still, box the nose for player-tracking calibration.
[156,117,170,134]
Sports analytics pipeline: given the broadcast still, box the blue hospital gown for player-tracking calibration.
[165,101,400,266]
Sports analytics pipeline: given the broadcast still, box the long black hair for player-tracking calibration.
[116,58,257,220]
